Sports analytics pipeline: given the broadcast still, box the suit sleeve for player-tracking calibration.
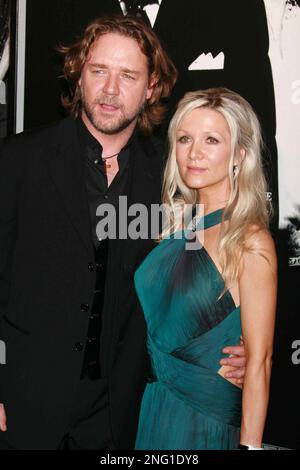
[0,138,25,401]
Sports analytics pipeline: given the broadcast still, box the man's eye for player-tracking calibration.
[178,136,191,143]
[207,136,219,144]
[92,69,105,75]
[121,73,135,80]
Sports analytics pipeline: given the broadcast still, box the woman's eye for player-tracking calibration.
[178,135,191,143]
[207,136,219,144]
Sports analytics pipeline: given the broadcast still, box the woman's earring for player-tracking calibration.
[233,164,238,178]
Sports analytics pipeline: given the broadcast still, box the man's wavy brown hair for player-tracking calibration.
[59,14,177,135]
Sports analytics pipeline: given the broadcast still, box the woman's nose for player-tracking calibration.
[189,142,205,160]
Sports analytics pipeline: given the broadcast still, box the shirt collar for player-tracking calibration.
[76,116,138,158]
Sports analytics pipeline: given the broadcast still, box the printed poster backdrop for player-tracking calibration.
[0,0,9,138]
[5,0,300,449]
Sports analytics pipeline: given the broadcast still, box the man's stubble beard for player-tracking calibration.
[81,94,147,136]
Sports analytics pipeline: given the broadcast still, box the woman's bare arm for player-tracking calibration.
[239,229,277,447]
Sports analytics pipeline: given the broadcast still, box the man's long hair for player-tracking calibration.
[59,14,177,135]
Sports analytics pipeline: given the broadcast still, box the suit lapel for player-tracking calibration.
[126,134,161,208]
[104,133,163,371]
[108,132,162,301]
[46,117,94,260]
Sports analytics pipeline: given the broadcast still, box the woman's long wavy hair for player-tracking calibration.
[161,87,271,289]
[58,14,177,135]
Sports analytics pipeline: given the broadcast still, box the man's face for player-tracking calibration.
[79,32,154,135]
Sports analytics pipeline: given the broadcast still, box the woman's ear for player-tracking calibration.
[239,147,246,163]
[234,147,246,168]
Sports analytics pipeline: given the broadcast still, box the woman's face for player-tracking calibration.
[176,107,232,196]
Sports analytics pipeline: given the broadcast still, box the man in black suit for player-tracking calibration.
[0,14,246,450]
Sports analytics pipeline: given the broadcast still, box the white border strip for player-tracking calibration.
[15,0,27,134]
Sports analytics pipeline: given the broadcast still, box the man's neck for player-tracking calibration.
[81,111,136,157]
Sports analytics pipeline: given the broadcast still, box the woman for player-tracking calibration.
[134,88,277,450]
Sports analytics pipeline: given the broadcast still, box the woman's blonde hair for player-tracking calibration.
[161,87,271,288]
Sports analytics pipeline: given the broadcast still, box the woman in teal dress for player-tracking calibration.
[134,88,277,450]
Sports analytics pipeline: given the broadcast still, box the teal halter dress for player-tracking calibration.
[134,209,242,450]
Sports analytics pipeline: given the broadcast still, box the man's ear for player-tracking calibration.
[146,74,158,100]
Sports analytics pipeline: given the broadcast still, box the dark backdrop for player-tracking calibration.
[8,0,300,449]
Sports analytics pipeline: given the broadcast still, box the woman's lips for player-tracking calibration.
[187,167,208,173]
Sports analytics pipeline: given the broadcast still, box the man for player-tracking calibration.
[22,1,278,219]
[0,15,246,450]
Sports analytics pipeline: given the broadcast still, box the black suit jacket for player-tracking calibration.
[0,117,163,449]
[155,0,275,133]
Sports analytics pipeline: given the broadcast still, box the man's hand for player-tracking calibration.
[0,403,7,432]
[220,337,246,385]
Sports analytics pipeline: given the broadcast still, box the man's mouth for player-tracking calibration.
[99,103,120,112]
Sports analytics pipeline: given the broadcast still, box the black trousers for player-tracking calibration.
[57,376,114,450]
[0,377,114,450]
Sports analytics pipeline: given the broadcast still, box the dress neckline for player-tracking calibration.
[194,207,225,231]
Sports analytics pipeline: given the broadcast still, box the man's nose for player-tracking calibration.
[102,73,120,95]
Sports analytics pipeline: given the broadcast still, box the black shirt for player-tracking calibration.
[76,117,134,380]
[76,117,131,248]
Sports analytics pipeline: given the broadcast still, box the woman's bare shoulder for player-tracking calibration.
[241,225,277,272]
